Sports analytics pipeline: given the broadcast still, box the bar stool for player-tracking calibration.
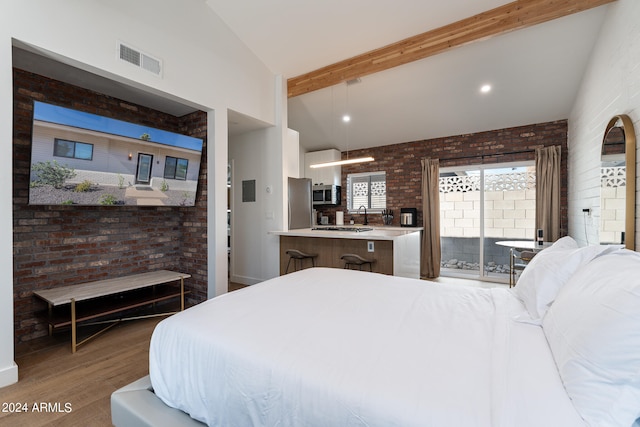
[341,253,375,272]
[285,249,317,274]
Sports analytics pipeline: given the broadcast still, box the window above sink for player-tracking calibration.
[347,171,386,213]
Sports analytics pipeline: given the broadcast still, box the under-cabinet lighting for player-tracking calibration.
[309,157,375,168]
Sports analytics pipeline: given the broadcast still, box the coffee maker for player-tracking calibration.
[400,208,417,227]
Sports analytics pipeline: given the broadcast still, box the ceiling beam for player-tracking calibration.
[287,0,616,98]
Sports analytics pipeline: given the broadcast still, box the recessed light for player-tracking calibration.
[480,84,492,93]
[342,115,351,123]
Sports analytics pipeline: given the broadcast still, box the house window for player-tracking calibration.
[347,171,386,212]
[53,139,93,160]
[164,156,189,180]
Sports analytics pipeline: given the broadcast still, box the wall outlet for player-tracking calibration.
[367,241,374,252]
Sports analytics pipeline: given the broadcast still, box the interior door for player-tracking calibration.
[136,153,153,184]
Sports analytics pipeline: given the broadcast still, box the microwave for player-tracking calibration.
[312,185,341,206]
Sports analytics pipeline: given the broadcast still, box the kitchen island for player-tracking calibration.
[271,226,422,278]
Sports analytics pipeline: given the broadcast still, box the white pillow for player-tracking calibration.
[514,237,615,321]
[542,249,640,426]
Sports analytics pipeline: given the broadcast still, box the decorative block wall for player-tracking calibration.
[439,170,537,239]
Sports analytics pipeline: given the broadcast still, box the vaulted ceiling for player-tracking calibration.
[207,0,614,151]
[13,1,616,153]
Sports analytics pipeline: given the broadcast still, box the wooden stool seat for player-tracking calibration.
[285,249,317,273]
[341,253,375,271]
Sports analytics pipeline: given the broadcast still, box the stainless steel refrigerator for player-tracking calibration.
[288,177,312,229]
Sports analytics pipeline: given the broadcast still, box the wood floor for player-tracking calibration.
[0,317,161,427]
[0,282,248,427]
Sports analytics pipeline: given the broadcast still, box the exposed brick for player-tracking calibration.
[317,121,568,237]
[12,68,209,345]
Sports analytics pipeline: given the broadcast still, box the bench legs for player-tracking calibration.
[48,304,53,336]
[71,297,121,353]
[67,277,186,353]
[180,276,184,311]
[71,298,76,353]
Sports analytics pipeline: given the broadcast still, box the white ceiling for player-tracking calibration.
[13,2,611,152]
[208,0,610,152]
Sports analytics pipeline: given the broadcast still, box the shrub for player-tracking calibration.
[74,180,93,192]
[160,180,169,192]
[99,194,118,205]
[31,160,76,189]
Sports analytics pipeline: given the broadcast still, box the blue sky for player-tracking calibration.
[33,101,203,152]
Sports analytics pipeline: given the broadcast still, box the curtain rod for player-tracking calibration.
[439,148,539,162]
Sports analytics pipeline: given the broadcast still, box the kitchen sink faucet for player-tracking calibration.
[358,205,368,225]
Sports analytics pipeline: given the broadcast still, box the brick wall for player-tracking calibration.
[13,69,208,344]
[317,120,568,235]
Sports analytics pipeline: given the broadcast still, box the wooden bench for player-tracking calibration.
[33,270,191,353]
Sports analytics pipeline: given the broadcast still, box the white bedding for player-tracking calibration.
[149,267,585,427]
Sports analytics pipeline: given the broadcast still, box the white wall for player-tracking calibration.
[229,78,300,285]
[568,0,640,248]
[0,34,18,389]
[0,0,282,387]
[229,128,269,284]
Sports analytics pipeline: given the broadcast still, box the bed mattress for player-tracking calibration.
[149,268,584,426]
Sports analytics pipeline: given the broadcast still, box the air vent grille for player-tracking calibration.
[119,44,141,66]
[117,42,162,77]
[141,54,161,75]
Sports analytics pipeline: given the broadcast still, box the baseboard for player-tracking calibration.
[0,362,18,388]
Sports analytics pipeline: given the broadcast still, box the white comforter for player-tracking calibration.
[149,268,584,427]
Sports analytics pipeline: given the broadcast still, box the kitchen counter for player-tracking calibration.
[271,226,422,278]
[270,226,422,241]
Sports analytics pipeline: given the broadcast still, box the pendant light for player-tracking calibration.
[310,80,374,168]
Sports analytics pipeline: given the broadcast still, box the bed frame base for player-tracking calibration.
[111,376,204,427]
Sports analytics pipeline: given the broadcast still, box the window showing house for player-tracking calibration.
[53,138,93,160]
[347,171,386,212]
[164,156,189,180]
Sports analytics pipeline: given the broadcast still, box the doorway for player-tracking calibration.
[135,153,153,184]
[439,162,536,283]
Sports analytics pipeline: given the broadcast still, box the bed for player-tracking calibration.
[112,238,640,427]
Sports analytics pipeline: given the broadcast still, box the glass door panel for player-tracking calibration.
[439,170,481,278]
[440,163,535,283]
[482,166,536,281]
[136,153,153,184]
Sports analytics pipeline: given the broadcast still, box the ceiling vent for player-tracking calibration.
[117,42,162,77]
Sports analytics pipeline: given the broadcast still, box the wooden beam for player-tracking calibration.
[287,0,616,98]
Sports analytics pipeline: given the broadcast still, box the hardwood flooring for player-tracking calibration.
[0,281,247,427]
[0,317,161,427]
[228,281,248,292]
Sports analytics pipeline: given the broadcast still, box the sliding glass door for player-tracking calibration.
[439,162,536,282]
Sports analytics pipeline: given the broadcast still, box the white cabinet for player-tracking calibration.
[304,149,341,186]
